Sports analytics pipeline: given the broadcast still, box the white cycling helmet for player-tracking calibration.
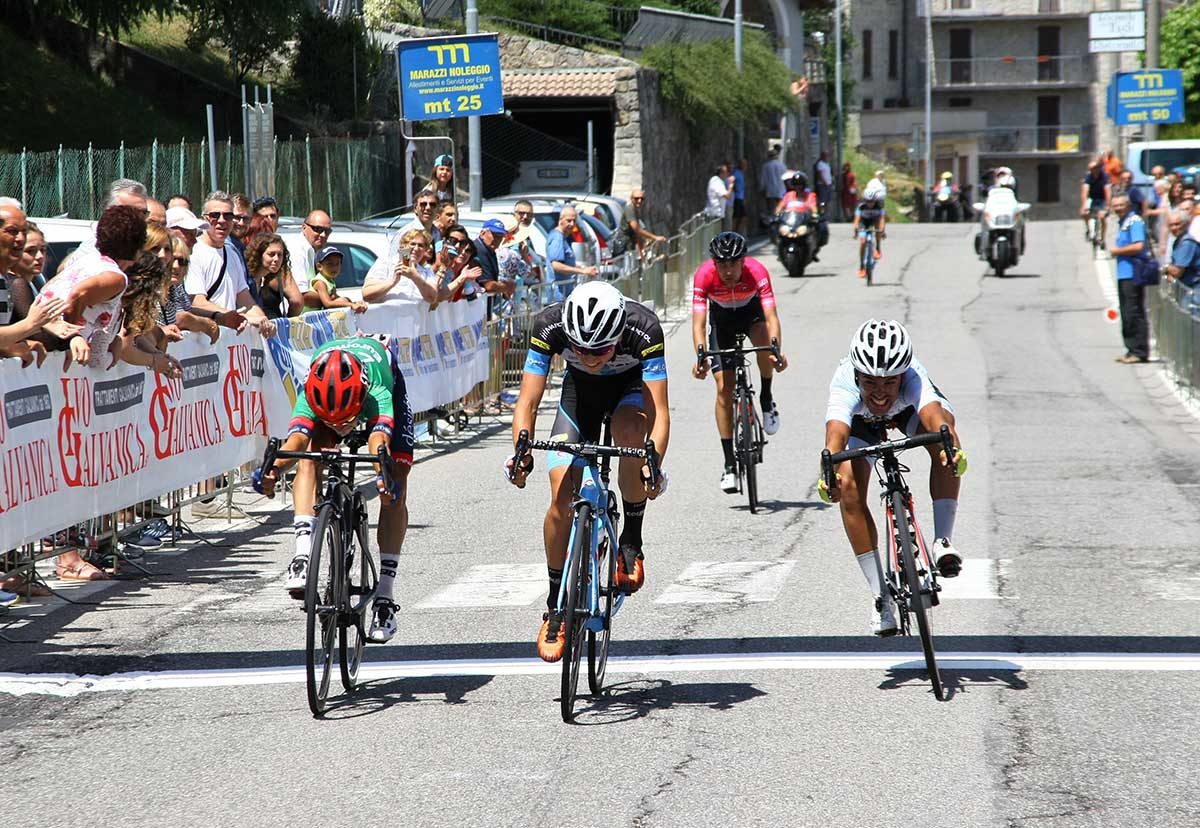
[562,281,626,349]
[849,319,912,377]
[863,179,886,201]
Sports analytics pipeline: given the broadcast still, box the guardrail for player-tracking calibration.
[1150,279,1199,405]
[0,210,721,602]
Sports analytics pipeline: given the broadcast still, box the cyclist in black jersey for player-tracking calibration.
[505,281,669,662]
[853,197,887,279]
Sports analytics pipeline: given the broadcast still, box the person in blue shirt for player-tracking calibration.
[1108,193,1150,363]
[1166,210,1200,289]
[545,205,597,301]
[732,157,748,235]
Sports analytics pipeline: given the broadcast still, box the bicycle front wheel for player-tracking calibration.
[561,504,591,722]
[588,529,615,695]
[340,496,378,693]
[306,503,340,716]
[893,491,943,701]
[737,396,759,513]
[865,237,875,286]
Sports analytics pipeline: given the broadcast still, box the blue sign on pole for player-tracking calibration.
[396,33,505,122]
[1111,69,1185,126]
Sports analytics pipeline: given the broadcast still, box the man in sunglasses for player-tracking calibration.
[402,195,442,245]
[185,191,276,338]
[506,281,670,663]
[692,231,788,493]
[287,208,334,300]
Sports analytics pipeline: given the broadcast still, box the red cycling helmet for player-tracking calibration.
[305,348,367,427]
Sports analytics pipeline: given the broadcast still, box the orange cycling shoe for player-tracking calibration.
[857,268,866,279]
[537,612,565,663]
[874,249,882,260]
[614,545,645,594]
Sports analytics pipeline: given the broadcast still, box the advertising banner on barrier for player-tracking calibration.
[0,298,490,550]
[0,331,272,550]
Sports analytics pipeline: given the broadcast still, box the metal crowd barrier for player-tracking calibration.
[1,212,722,599]
[1150,279,1200,404]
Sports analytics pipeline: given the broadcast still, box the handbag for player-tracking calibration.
[1131,251,1160,287]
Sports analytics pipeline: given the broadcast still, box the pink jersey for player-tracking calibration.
[692,257,776,314]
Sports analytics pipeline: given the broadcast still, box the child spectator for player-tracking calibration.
[303,246,367,313]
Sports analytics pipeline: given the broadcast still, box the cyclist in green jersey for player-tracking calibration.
[252,335,415,643]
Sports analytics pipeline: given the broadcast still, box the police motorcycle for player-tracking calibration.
[972,171,1028,277]
[771,171,827,278]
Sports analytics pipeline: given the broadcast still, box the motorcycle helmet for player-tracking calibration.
[849,319,912,378]
[940,171,953,180]
[561,281,627,350]
[788,171,808,191]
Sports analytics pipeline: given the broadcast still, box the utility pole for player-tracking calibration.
[923,0,933,198]
[1144,0,1160,141]
[735,0,744,160]
[466,0,482,211]
[834,0,843,206]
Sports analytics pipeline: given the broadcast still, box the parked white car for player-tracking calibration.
[276,220,395,303]
[29,217,95,277]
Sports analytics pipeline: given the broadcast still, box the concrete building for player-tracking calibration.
[850,0,1141,216]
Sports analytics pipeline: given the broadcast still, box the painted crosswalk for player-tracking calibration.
[654,561,798,605]
[415,564,547,608]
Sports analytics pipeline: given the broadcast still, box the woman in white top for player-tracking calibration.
[362,228,441,305]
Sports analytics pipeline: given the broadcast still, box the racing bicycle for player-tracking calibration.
[698,335,780,514]
[821,425,957,701]
[1085,201,1105,256]
[260,433,392,716]
[510,419,659,722]
[861,227,878,286]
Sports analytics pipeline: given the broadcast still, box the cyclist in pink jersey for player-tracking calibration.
[692,231,788,493]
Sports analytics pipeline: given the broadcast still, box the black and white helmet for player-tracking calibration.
[849,319,912,377]
[562,281,627,349]
[709,231,747,261]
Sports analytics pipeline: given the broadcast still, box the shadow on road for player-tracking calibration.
[879,666,1029,701]
[990,272,1042,279]
[320,674,496,719]
[570,677,767,725]
[731,499,830,514]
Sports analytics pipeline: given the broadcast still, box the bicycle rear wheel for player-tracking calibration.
[893,491,943,701]
[306,503,340,716]
[865,236,875,286]
[340,496,378,692]
[737,396,759,513]
[588,529,615,695]
[561,505,591,722]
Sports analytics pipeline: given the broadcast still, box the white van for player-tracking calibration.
[508,161,589,193]
[1126,140,1200,190]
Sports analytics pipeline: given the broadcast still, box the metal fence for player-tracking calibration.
[1150,278,1199,405]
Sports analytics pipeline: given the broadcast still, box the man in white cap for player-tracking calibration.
[166,205,209,253]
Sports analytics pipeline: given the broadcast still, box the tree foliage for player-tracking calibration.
[478,0,720,42]
[290,10,385,122]
[184,0,306,86]
[803,6,856,126]
[1162,2,1200,122]
[641,33,797,138]
[11,0,174,37]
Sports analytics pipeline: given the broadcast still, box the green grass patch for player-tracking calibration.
[844,148,921,223]
[123,14,275,92]
[0,20,196,153]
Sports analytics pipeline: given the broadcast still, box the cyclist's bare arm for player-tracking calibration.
[644,378,671,463]
[821,419,852,501]
[761,305,787,370]
[512,370,548,447]
[917,401,962,465]
[691,308,709,377]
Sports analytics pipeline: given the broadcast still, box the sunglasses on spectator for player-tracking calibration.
[206,211,235,222]
[175,257,191,265]
[417,201,437,209]
[572,343,615,357]
[233,214,251,223]
[306,223,332,234]
[514,210,533,218]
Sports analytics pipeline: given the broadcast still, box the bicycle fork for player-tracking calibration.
[885,494,940,611]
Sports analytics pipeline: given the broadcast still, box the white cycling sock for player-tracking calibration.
[932,499,958,542]
[856,550,883,597]
[378,550,399,602]
[293,516,315,562]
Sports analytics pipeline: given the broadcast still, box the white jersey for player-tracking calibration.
[185,239,249,311]
[825,357,944,425]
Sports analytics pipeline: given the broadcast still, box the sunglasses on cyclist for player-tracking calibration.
[572,343,616,357]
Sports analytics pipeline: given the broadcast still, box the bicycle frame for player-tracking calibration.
[877,457,938,620]
[557,458,624,631]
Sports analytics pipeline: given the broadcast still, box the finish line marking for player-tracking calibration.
[5,651,1200,697]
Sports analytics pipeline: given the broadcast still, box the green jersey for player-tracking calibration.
[288,337,397,436]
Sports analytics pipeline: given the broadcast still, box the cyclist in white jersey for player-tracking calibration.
[819,319,968,636]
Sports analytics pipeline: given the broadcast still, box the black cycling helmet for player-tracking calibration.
[709,231,748,261]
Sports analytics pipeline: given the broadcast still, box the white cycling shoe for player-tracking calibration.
[934,538,963,578]
[284,555,308,597]
[720,468,738,494]
[762,402,781,436]
[368,597,399,643]
[873,594,899,637]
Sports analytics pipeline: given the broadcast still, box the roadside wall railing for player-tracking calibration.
[0,209,721,600]
[1150,278,1199,405]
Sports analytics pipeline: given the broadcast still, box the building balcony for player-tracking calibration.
[920,55,1091,89]
[860,107,989,141]
[978,124,1094,155]
[919,0,1093,21]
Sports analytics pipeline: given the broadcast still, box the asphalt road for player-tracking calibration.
[4,219,1200,827]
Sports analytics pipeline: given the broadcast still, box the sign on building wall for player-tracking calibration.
[1107,70,1185,126]
[1089,11,1145,53]
[396,34,505,122]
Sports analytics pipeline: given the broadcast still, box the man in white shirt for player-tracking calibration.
[706,163,735,227]
[402,193,442,245]
[759,146,787,212]
[814,151,834,209]
[186,192,276,337]
[286,209,333,297]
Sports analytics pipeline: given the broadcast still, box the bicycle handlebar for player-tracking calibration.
[510,429,660,485]
[261,436,394,491]
[697,337,781,371]
[820,425,955,490]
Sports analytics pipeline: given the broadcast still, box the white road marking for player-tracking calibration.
[655,561,797,605]
[5,651,1200,697]
[1145,576,1200,601]
[415,564,547,609]
[1094,257,1118,305]
[939,559,1009,600]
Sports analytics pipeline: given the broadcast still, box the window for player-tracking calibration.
[1037,0,1062,11]
[862,29,873,80]
[949,28,972,84]
[1037,164,1060,203]
[883,98,899,108]
[862,98,874,110]
[951,0,972,8]
[335,244,380,289]
[948,96,973,107]
[1037,26,1061,81]
[888,30,899,80]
